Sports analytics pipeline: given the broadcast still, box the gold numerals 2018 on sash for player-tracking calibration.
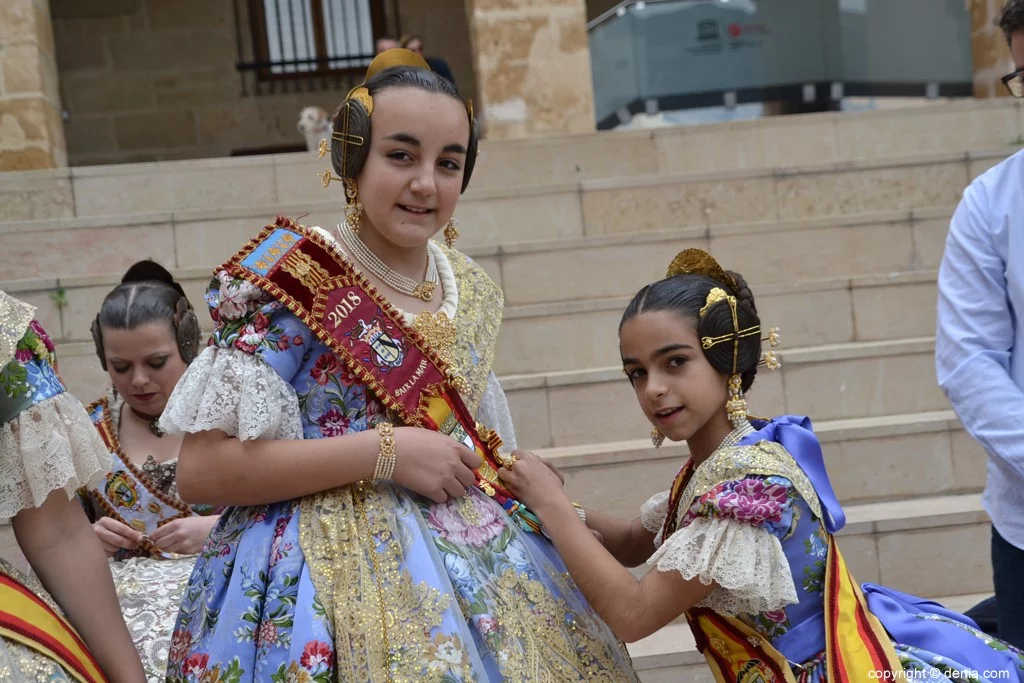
[327,291,363,328]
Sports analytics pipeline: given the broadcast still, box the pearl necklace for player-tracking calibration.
[336,222,439,301]
[716,421,755,452]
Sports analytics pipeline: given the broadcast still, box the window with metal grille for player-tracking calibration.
[244,0,388,81]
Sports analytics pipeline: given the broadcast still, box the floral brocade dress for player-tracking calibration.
[0,301,113,681]
[641,416,1024,682]
[159,234,638,682]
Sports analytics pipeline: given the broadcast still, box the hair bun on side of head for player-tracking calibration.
[121,259,186,299]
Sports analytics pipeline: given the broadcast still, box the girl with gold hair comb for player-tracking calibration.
[156,50,637,681]
[501,249,1024,682]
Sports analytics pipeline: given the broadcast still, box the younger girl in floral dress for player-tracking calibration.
[502,248,1024,682]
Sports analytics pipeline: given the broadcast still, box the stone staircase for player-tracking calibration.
[1,99,1017,679]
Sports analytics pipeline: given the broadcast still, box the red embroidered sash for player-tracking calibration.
[225,217,541,532]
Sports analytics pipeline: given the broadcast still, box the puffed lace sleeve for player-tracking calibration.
[0,320,110,518]
[159,271,307,441]
[641,490,670,537]
[476,372,517,451]
[649,475,800,616]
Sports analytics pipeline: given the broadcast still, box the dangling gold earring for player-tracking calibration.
[443,216,459,248]
[343,178,361,234]
[725,374,748,429]
[650,426,665,449]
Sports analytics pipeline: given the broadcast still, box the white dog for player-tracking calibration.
[297,105,331,153]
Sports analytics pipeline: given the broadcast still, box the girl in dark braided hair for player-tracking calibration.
[157,49,638,681]
[502,249,1024,682]
[78,260,219,681]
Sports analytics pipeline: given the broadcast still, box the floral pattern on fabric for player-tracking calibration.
[0,320,59,400]
[680,474,798,541]
[164,263,637,682]
[673,440,1024,681]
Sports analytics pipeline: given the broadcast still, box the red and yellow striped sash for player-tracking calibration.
[0,571,107,682]
[824,535,902,681]
[688,532,901,682]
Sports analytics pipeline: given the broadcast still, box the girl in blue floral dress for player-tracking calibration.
[502,249,1024,683]
[158,50,637,682]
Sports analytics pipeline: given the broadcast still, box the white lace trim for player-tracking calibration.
[477,372,517,452]
[0,291,35,369]
[0,392,112,518]
[158,347,303,441]
[641,490,670,536]
[648,516,799,616]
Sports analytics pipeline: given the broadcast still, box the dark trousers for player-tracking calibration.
[992,525,1024,648]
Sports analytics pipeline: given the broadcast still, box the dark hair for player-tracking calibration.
[330,66,479,193]
[998,0,1024,43]
[91,260,202,371]
[620,271,762,392]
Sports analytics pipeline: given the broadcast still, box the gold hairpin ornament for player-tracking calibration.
[699,287,731,318]
[345,86,374,116]
[667,248,737,291]
[317,138,329,159]
[320,169,342,189]
[760,327,782,369]
[701,325,760,350]
[331,130,365,148]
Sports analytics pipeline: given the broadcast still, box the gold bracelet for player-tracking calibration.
[374,422,396,481]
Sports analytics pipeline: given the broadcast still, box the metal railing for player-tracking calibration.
[233,0,401,95]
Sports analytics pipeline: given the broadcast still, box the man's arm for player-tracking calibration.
[936,180,1024,481]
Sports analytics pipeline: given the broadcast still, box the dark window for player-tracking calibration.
[245,0,388,80]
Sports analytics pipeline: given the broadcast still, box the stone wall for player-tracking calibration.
[970,0,1015,98]
[466,0,596,139]
[0,0,67,170]
[52,0,477,166]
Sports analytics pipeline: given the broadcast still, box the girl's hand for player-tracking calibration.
[499,451,572,515]
[150,515,220,555]
[391,427,481,503]
[91,517,143,557]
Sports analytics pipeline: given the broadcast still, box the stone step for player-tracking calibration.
[0,146,1005,279]
[498,337,946,449]
[0,203,958,307]
[545,410,981,517]
[629,589,995,682]
[2,98,1020,224]
[0,204,952,317]
[44,334,950,449]
[4,261,942,377]
[498,269,939,375]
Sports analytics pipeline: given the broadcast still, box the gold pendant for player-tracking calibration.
[412,280,436,301]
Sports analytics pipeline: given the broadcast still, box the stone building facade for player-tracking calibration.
[2,0,597,170]
[0,0,1015,172]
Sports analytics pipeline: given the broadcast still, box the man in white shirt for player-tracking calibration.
[936,0,1024,648]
